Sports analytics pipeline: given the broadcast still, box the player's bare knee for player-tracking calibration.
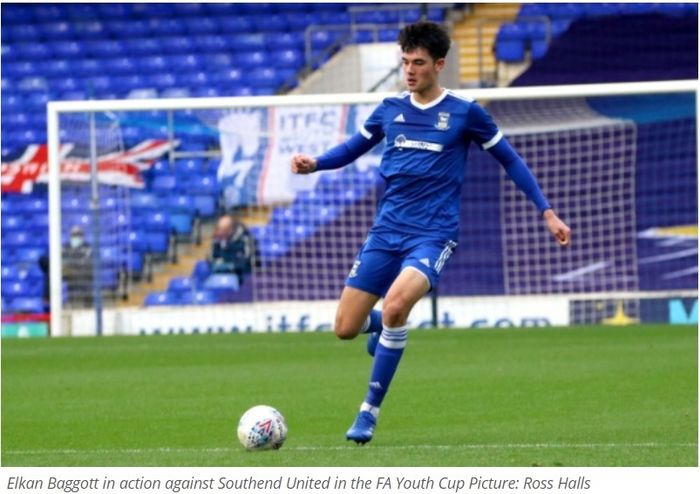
[334,314,360,340]
[382,298,410,328]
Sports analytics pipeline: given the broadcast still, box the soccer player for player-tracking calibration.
[291,21,571,444]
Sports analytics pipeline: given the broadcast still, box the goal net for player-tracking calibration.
[46,81,697,334]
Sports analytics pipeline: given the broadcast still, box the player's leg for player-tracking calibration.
[336,233,400,342]
[334,286,380,340]
[346,267,429,443]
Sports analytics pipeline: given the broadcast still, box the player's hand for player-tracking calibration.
[543,209,571,246]
[291,154,317,174]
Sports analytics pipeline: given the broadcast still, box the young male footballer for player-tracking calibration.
[291,21,571,444]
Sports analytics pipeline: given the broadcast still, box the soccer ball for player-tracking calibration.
[237,405,288,451]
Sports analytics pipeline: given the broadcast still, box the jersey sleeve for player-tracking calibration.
[358,101,386,142]
[314,103,385,171]
[465,102,503,150]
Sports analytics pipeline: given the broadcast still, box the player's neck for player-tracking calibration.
[411,85,445,106]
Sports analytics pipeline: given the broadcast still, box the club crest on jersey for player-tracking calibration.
[435,112,451,130]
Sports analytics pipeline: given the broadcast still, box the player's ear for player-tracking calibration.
[434,58,446,72]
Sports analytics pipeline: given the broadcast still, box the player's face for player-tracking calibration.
[401,48,444,95]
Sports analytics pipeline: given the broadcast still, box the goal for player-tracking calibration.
[46,80,698,335]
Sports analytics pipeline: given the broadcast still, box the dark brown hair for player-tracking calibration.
[398,21,451,60]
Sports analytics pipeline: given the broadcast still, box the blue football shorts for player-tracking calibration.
[345,230,458,297]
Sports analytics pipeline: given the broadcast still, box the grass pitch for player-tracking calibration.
[1,324,696,467]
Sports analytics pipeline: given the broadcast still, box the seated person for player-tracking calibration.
[63,226,94,307]
[209,214,254,284]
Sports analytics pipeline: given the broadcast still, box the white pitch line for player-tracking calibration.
[4,443,697,456]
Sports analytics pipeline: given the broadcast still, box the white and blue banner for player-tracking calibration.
[216,103,382,208]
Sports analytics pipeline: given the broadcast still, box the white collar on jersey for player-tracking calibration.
[410,88,448,110]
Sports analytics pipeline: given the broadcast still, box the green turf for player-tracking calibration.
[1,324,697,466]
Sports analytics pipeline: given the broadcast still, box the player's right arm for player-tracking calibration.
[291,103,386,175]
[290,131,383,175]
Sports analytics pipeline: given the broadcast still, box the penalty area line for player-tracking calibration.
[4,442,697,456]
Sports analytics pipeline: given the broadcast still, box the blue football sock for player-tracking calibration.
[364,324,408,408]
[361,309,383,334]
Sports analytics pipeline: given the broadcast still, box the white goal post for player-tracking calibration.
[47,79,699,336]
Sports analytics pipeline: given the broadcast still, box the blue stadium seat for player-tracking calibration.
[96,4,133,19]
[74,20,106,39]
[39,21,75,40]
[173,3,206,16]
[2,93,24,112]
[149,160,172,177]
[1,265,20,282]
[144,291,177,307]
[268,32,305,51]
[582,4,620,18]
[4,24,40,42]
[378,28,400,42]
[238,51,269,69]
[4,61,40,78]
[217,16,254,33]
[250,14,288,32]
[159,36,195,54]
[145,211,171,233]
[64,4,99,21]
[174,158,206,176]
[191,260,211,284]
[316,11,351,25]
[127,229,150,254]
[1,214,24,231]
[193,195,217,219]
[231,33,266,52]
[2,280,42,298]
[272,49,304,69]
[49,77,79,94]
[86,40,125,58]
[179,290,218,305]
[148,18,187,36]
[132,3,176,18]
[495,23,527,62]
[203,273,240,301]
[151,175,179,196]
[248,67,284,88]
[204,3,239,16]
[285,13,315,31]
[14,248,45,265]
[184,17,219,35]
[146,232,170,255]
[353,30,377,44]
[164,54,201,72]
[2,6,35,23]
[8,297,45,314]
[144,73,178,90]
[105,20,150,38]
[51,41,85,59]
[192,34,231,52]
[14,42,52,60]
[185,175,218,196]
[167,276,196,296]
[238,4,274,15]
[167,194,195,213]
[121,38,161,56]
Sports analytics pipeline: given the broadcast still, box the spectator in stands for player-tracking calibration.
[209,214,254,285]
[63,226,93,307]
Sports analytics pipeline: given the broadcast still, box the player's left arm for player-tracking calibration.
[489,138,571,246]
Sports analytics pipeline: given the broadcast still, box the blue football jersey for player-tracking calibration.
[361,89,503,240]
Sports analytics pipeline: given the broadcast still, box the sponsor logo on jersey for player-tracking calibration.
[394,134,444,152]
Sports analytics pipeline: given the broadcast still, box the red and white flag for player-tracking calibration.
[1,140,176,194]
